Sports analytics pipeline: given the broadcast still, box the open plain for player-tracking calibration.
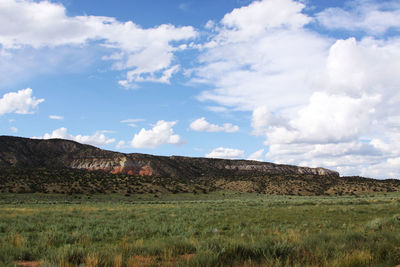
[1,192,400,266]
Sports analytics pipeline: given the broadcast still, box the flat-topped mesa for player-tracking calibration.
[0,136,340,178]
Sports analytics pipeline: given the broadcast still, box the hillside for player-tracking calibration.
[0,135,399,195]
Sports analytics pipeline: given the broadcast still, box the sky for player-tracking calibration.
[1,0,400,179]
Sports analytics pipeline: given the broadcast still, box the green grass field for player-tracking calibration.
[1,192,400,266]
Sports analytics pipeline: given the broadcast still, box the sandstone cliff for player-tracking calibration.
[0,136,339,178]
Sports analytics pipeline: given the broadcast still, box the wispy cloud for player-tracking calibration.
[0,0,198,87]
[9,126,18,133]
[121,118,145,127]
[190,117,239,133]
[206,147,245,159]
[49,115,64,120]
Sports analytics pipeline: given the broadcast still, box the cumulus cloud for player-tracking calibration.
[0,0,197,86]
[220,0,311,40]
[316,1,400,35]
[131,120,183,148]
[251,106,284,136]
[194,0,330,111]
[49,115,63,120]
[251,106,270,136]
[205,147,245,159]
[190,0,400,178]
[0,88,44,116]
[247,149,264,161]
[36,127,115,147]
[323,37,400,101]
[190,117,239,132]
[262,36,400,177]
[265,92,381,145]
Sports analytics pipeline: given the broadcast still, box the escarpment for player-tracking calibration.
[2,136,400,196]
[0,136,339,178]
[69,156,156,176]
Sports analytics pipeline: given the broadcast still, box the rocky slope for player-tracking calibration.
[0,136,339,178]
[1,136,399,195]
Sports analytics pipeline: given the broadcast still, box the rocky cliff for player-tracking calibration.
[0,136,339,178]
[2,136,400,196]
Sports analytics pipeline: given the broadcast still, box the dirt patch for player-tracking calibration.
[15,261,43,267]
[179,253,195,260]
[126,255,157,267]
[125,254,196,266]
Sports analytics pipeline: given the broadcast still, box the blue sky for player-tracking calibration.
[1,0,400,178]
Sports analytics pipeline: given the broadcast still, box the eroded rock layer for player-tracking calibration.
[0,136,339,178]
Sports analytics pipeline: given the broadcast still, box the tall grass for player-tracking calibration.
[0,192,399,266]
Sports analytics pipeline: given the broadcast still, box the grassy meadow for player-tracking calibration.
[0,192,400,266]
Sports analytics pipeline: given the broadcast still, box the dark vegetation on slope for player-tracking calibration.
[0,136,399,196]
[1,167,399,196]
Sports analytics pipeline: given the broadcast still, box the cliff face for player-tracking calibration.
[0,136,339,178]
[69,157,155,176]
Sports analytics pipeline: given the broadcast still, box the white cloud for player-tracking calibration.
[251,106,270,136]
[361,157,400,179]
[265,92,381,145]
[98,130,114,134]
[205,20,215,29]
[205,147,245,159]
[0,0,197,86]
[37,127,115,147]
[322,37,400,101]
[251,106,284,136]
[194,0,330,111]
[261,36,400,177]
[247,149,264,161]
[121,118,145,127]
[190,117,239,133]
[121,119,145,123]
[9,126,17,133]
[220,0,311,40]
[0,88,44,116]
[49,115,63,120]
[205,106,228,113]
[265,141,383,171]
[0,45,98,87]
[116,140,126,149]
[119,64,181,87]
[191,0,400,178]
[316,1,400,35]
[131,120,183,148]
